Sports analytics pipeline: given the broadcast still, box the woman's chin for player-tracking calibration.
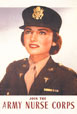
[29,53,40,56]
[28,51,42,56]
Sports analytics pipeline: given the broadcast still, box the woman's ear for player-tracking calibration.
[52,42,56,46]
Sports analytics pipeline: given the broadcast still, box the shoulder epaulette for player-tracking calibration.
[58,63,77,74]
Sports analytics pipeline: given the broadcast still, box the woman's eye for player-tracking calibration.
[39,31,46,35]
[25,31,31,34]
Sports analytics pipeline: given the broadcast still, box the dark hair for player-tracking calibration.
[49,32,62,54]
[21,31,62,55]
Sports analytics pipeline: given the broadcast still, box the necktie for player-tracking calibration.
[24,64,37,94]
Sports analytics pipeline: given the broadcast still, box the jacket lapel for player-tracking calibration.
[16,58,29,95]
[16,58,29,77]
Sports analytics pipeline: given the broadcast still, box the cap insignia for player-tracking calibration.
[32,6,44,20]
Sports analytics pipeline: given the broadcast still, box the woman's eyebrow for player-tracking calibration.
[38,29,48,32]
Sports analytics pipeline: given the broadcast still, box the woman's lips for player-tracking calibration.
[29,44,39,48]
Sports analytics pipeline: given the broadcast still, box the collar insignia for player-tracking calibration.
[48,68,54,71]
[22,64,26,68]
[44,77,49,83]
[32,6,44,20]
[19,73,23,78]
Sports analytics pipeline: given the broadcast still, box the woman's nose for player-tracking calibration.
[30,32,37,41]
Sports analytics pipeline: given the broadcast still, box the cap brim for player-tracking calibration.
[19,25,25,29]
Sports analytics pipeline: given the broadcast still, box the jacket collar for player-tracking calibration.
[29,56,57,95]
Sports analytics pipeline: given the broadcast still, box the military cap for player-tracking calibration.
[19,6,62,32]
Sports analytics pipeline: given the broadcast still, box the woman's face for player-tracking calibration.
[24,26,54,56]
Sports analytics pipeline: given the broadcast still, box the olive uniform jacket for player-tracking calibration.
[0,57,77,95]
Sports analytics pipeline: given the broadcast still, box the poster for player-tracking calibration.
[0,0,77,114]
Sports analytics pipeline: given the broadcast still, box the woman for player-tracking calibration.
[0,6,77,95]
